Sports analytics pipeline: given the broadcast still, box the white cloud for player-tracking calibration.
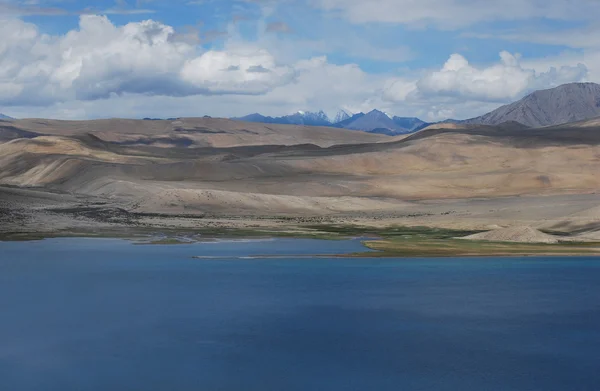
[417,52,536,101]
[181,47,294,94]
[0,14,595,122]
[382,52,588,104]
[382,78,417,102]
[0,15,294,106]
[2,55,384,120]
[0,8,390,119]
[377,51,589,121]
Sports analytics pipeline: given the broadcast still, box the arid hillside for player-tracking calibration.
[1,116,600,236]
[3,117,385,148]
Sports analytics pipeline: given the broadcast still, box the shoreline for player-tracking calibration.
[3,227,600,259]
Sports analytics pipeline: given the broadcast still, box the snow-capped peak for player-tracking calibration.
[285,110,331,125]
[333,109,351,124]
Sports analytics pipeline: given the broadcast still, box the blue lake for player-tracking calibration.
[1,238,599,391]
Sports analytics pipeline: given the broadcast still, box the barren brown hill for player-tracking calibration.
[8,117,386,148]
[546,115,600,129]
[464,82,600,127]
[0,123,40,142]
[1,118,600,235]
[419,122,475,131]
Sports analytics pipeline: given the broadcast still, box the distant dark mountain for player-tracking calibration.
[284,110,331,126]
[0,113,14,121]
[464,82,600,127]
[233,109,429,135]
[234,113,276,123]
[233,110,331,127]
[334,112,365,128]
[392,117,429,132]
[334,110,429,134]
[340,109,397,132]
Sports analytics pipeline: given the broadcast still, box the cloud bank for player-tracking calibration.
[0,13,594,121]
[0,15,294,106]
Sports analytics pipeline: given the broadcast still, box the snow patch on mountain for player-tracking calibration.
[232,109,429,135]
[333,109,351,124]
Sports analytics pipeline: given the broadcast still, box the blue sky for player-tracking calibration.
[0,0,597,120]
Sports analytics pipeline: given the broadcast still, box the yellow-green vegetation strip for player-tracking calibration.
[359,238,600,257]
[297,224,600,257]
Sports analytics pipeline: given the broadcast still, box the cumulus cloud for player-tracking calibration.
[181,49,294,94]
[382,52,588,104]
[377,51,589,121]
[2,59,381,120]
[279,56,381,111]
[0,14,385,118]
[382,79,417,102]
[417,52,536,101]
[0,14,594,122]
[0,15,295,106]
[246,65,271,73]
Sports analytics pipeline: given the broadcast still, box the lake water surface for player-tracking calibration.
[1,238,599,391]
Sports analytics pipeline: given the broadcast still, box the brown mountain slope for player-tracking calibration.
[8,117,386,148]
[3,117,600,238]
[464,82,600,127]
[1,121,600,214]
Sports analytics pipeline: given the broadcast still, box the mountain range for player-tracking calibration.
[232,111,332,127]
[233,109,429,135]
[4,82,600,133]
[4,105,600,240]
[233,82,600,135]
